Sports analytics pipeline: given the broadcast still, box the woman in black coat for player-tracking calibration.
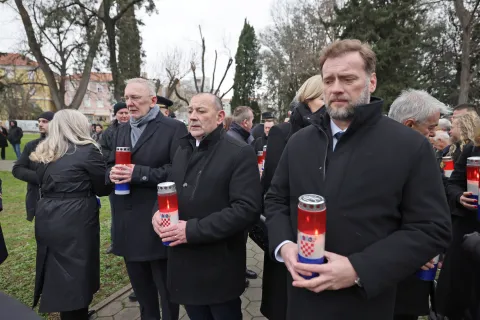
[436,136,480,319]
[30,110,111,320]
[260,75,325,320]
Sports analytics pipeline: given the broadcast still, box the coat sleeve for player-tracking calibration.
[264,140,296,258]
[348,139,452,299]
[99,127,113,163]
[86,146,112,197]
[261,124,288,195]
[12,141,38,185]
[446,144,472,208]
[185,145,262,244]
[131,123,187,187]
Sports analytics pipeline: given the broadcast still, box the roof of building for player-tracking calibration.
[0,53,38,67]
[69,72,113,82]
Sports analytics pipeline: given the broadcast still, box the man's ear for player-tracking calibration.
[403,119,415,128]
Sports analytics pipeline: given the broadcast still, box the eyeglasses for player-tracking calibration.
[122,95,144,102]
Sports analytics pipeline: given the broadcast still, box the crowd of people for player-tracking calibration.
[0,38,479,320]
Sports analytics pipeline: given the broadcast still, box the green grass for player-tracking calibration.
[4,133,39,160]
[0,172,129,317]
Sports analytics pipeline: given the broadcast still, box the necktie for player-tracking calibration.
[334,131,345,140]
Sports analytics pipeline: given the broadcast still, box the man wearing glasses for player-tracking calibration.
[107,78,187,320]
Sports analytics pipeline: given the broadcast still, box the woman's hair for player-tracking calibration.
[223,116,233,131]
[448,112,480,154]
[30,109,99,163]
[296,75,324,104]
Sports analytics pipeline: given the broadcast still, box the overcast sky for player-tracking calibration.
[0,0,275,98]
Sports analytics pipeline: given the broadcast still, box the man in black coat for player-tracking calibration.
[12,111,54,221]
[388,89,451,320]
[227,106,254,144]
[252,115,275,153]
[108,79,187,320]
[8,120,23,159]
[153,93,262,320]
[264,39,451,320]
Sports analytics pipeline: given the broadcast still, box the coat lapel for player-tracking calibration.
[132,116,161,155]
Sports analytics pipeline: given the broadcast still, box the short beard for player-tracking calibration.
[326,81,371,121]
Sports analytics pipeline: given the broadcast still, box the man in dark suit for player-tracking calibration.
[388,89,451,320]
[12,111,54,221]
[264,39,451,320]
[153,92,262,320]
[108,78,187,320]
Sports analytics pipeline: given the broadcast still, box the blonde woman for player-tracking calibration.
[447,112,480,163]
[30,110,111,320]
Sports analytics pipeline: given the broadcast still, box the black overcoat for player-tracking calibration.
[264,98,452,320]
[107,112,187,261]
[33,144,111,312]
[12,137,44,221]
[167,125,262,305]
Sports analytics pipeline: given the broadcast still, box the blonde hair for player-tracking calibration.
[448,113,480,155]
[297,75,324,104]
[30,109,99,164]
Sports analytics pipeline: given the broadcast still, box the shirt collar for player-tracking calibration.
[330,119,346,136]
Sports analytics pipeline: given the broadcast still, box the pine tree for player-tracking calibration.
[231,19,262,121]
[117,0,143,96]
[333,0,427,108]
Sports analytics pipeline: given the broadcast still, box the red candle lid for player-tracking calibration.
[116,147,131,152]
[467,157,480,167]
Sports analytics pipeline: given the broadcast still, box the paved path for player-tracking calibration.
[0,160,15,172]
[91,239,267,320]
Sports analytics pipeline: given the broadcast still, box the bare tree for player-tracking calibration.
[13,0,104,110]
[453,0,480,104]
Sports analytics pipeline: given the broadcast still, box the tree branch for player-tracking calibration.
[191,61,200,93]
[210,50,217,93]
[214,57,233,96]
[220,84,234,99]
[174,82,189,105]
[468,0,480,28]
[73,0,100,20]
[199,25,206,92]
[113,0,144,23]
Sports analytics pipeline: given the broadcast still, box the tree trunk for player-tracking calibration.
[458,27,472,104]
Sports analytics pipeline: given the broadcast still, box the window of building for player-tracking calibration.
[27,70,35,80]
[96,99,104,108]
[84,97,91,107]
[29,87,36,96]
[6,69,14,79]
[97,84,103,93]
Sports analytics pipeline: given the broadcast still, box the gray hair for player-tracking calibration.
[232,106,254,124]
[433,130,450,142]
[388,89,451,124]
[193,93,223,111]
[438,118,452,131]
[125,78,156,96]
[30,109,99,164]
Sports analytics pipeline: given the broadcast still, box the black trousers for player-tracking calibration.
[125,259,179,320]
[184,297,242,320]
[60,308,88,320]
[0,147,5,160]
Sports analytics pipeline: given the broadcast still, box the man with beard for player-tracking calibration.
[388,89,451,320]
[12,111,54,221]
[264,39,451,319]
